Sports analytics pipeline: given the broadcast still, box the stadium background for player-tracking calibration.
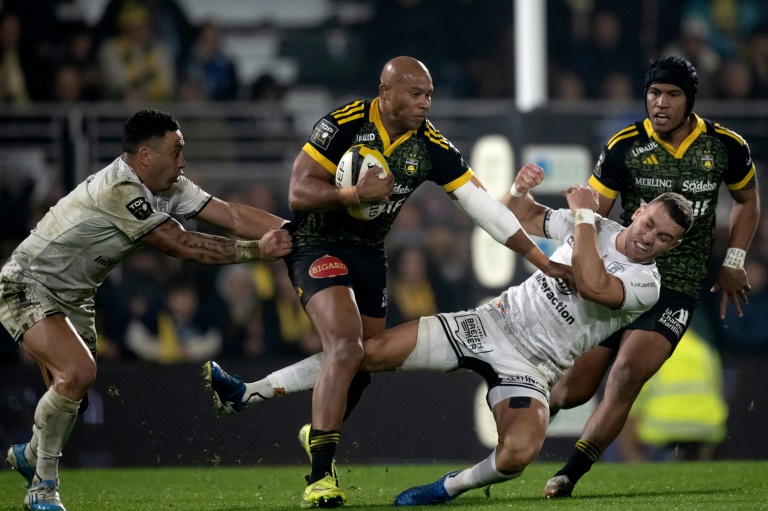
[0,0,766,467]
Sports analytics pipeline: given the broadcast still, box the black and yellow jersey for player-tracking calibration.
[292,97,472,246]
[589,114,755,297]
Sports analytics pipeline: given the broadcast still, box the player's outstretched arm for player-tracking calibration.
[141,218,292,264]
[451,174,571,283]
[197,197,286,240]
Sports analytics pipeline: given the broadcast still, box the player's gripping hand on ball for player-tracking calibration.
[356,166,394,204]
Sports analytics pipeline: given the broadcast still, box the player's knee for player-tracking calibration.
[495,436,539,473]
[609,356,659,395]
[60,358,97,396]
[326,338,365,367]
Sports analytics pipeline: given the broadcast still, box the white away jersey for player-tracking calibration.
[1,157,211,301]
[504,208,661,373]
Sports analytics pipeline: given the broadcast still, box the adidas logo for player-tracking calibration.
[642,155,659,165]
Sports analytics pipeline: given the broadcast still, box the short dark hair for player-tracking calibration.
[122,109,180,154]
[650,192,694,235]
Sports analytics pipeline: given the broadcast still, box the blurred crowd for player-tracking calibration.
[0,0,767,104]
[1,0,768,367]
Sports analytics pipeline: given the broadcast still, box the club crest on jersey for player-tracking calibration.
[701,154,714,171]
[309,255,348,278]
[310,120,338,149]
[125,197,152,220]
[405,156,419,175]
[606,262,625,275]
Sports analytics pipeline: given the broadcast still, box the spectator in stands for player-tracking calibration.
[125,276,227,364]
[96,0,194,77]
[662,16,721,99]
[551,70,587,101]
[387,247,438,328]
[51,65,83,103]
[569,10,644,99]
[682,0,766,60]
[250,74,287,102]
[98,2,176,101]
[261,269,321,358]
[183,21,239,101]
[216,264,266,359]
[745,24,768,99]
[714,60,754,99]
[56,22,104,101]
[600,71,635,101]
[0,12,29,103]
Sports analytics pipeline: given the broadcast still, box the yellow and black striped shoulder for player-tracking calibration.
[606,122,644,150]
[329,100,367,125]
[422,119,449,150]
[711,122,748,147]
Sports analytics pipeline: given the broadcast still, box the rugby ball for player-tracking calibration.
[335,144,390,221]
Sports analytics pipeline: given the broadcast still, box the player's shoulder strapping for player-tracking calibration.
[606,122,645,150]
[421,119,450,149]
[329,100,368,125]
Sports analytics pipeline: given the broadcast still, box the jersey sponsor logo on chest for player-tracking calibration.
[309,255,348,279]
[681,180,717,193]
[355,133,376,143]
[631,141,659,157]
[634,177,673,188]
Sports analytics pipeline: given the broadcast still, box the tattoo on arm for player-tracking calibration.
[177,231,236,264]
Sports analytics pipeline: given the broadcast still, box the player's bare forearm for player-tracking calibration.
[571,224,621,307]
[198,198,286,240]
[142,219,288,264]
[727,182,760,252]
[502,163,547,236]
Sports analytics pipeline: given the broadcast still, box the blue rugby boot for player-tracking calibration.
[394,471,460,506]
[202,361,246,415]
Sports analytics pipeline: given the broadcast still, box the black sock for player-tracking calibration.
[308,429,339,484]
[343,372,372,421]
[555,439,601,485]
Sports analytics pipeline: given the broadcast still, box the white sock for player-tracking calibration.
[443,449,523,497]
[33,387,80,484]
[242,353,325,406]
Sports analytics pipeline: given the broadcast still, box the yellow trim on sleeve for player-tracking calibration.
[607,125,639,149]
[727,165,755,190]
[588,175,619,199]
[302,143,337,175]
[442,169,474,193]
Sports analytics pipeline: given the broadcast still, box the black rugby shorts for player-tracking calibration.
[284,241,387,318]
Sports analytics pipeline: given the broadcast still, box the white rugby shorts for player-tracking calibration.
[0,276,98,352]
[400,297,553,408]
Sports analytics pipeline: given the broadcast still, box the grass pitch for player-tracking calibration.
[1,461,766,510]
